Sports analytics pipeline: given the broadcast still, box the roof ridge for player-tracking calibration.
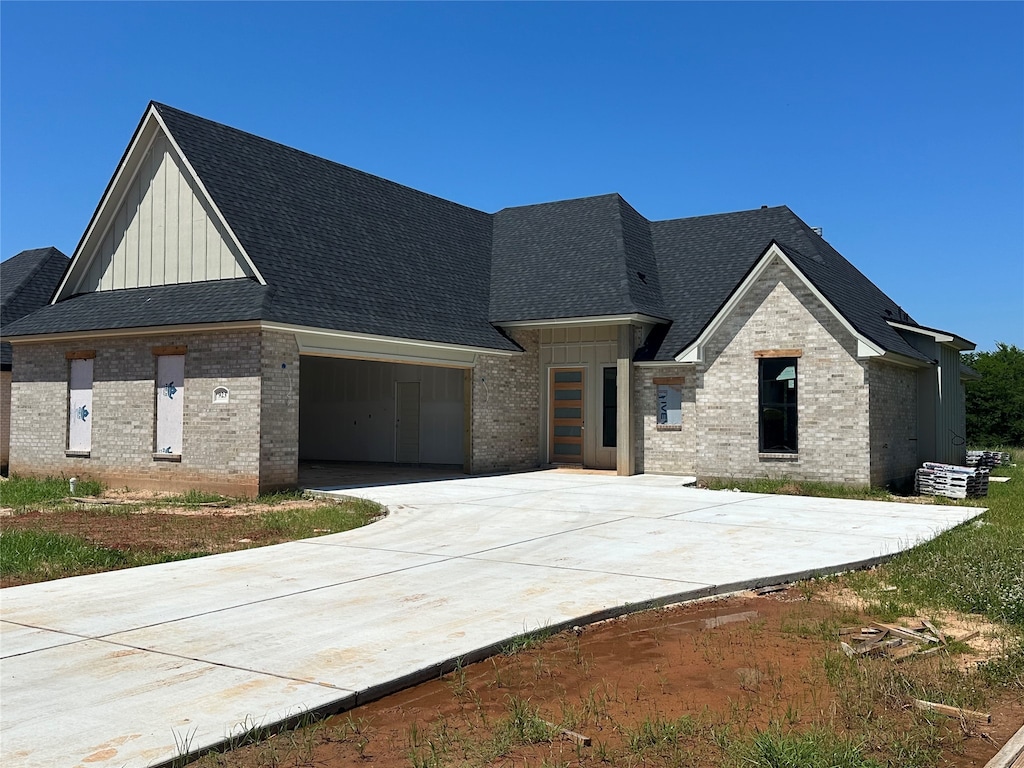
[653,204,790,226]
[152,102,490,219]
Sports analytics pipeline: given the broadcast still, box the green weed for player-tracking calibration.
[0,475,103,506]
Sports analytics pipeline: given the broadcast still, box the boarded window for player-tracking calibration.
[655,379,682,430]
[759,357,798,452]
[67,358,93,454]
[155,355,184,456]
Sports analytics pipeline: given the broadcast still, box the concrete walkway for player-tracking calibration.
[0,471,983,768]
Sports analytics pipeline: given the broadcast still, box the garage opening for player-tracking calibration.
[298,357,466,470]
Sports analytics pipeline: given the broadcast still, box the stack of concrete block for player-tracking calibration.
[966,450,1011,469]
[916,462,989,499]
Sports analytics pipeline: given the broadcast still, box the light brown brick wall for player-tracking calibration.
[9,330,266,496]
[1,369,10,472]
[868,359,918,488]
[470,329,540,473]
[259,330,300,491]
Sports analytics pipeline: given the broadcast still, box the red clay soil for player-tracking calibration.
[200,592,1024,768]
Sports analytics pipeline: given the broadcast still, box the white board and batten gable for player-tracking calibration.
[54,105,263,302]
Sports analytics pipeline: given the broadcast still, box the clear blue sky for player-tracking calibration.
[2,2,1021,350]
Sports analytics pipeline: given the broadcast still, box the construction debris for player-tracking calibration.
[837,621,979,661]
[966,450,1012,469]
[913,698,991,724]
[544,720,591,746]
[916,462,990,499]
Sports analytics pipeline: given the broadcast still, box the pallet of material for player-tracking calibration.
[916,463,989,499]
[966,450,1011,469]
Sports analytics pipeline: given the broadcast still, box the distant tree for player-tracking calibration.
[964,343,1024,447]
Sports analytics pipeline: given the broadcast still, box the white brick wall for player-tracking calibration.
[637,261,873,484]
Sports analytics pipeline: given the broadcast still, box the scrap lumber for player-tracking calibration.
[922,620,947,645]
[544,721,591,747]
[982,721,1024,768]
[871,622,940,645]
[913,699,991,724]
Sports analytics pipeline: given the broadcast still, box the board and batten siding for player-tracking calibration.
[935,344,968,465]
[76,132,253,293]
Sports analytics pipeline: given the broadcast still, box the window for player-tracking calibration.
[654,377,683,430]
[759,357,798,452]
[602,367,617,448]
[66,353,94,456]
[154,351,185,459]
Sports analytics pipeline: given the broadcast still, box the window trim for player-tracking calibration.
[758,356,798,454]
[66,352,95,458]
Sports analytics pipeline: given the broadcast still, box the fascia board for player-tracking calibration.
[634,359,696,368]
[6,321,262,344]
[674,243,885,363]
[151,109,266,285]
[876,351,933,369]
[262,322,521,357]
[496,313,668,328]
[886,320,975,351]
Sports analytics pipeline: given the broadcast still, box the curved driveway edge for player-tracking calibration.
[0,471,984,768]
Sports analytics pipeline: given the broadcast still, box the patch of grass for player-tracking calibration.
[625,713,696,756]
[0,529,200,582]
[500,625,555,656]
[259,498,381,538]
[701,476,890,500]
[163,489,228,505]
[0,475,103,506]
[729,726,884,768]
[486,695,552,758]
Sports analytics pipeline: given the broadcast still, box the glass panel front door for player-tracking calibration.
[549,368,584,464]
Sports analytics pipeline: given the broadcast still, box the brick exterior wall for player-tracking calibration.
[259,330,300,491]
[0,370,10,473]
[635,366,697,474]
[470,329,540,473]
[868,359,918,489]
[1,369,10,472]
[9,330,267,496]
[636,261,873,484]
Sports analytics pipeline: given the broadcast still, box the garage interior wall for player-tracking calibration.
[299,356,464,464]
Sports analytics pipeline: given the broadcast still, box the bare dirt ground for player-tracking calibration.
[197,591,1024,768]
[0,494,362,587]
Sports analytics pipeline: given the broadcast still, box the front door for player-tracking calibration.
[549,368,585,465]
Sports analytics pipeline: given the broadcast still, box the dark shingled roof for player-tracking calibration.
[490,194,667,322]
[4,279,270,339]
[1,247,69,367]
[4,103,961,366]
[640,207,932,362]
[154,103,517,352]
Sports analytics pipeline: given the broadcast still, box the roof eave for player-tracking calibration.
[673,242,887,364]
[886,320,975,351]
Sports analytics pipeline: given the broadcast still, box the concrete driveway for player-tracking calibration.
[0,471,983,768]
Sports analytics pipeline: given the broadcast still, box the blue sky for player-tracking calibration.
[2,2,1021,350]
